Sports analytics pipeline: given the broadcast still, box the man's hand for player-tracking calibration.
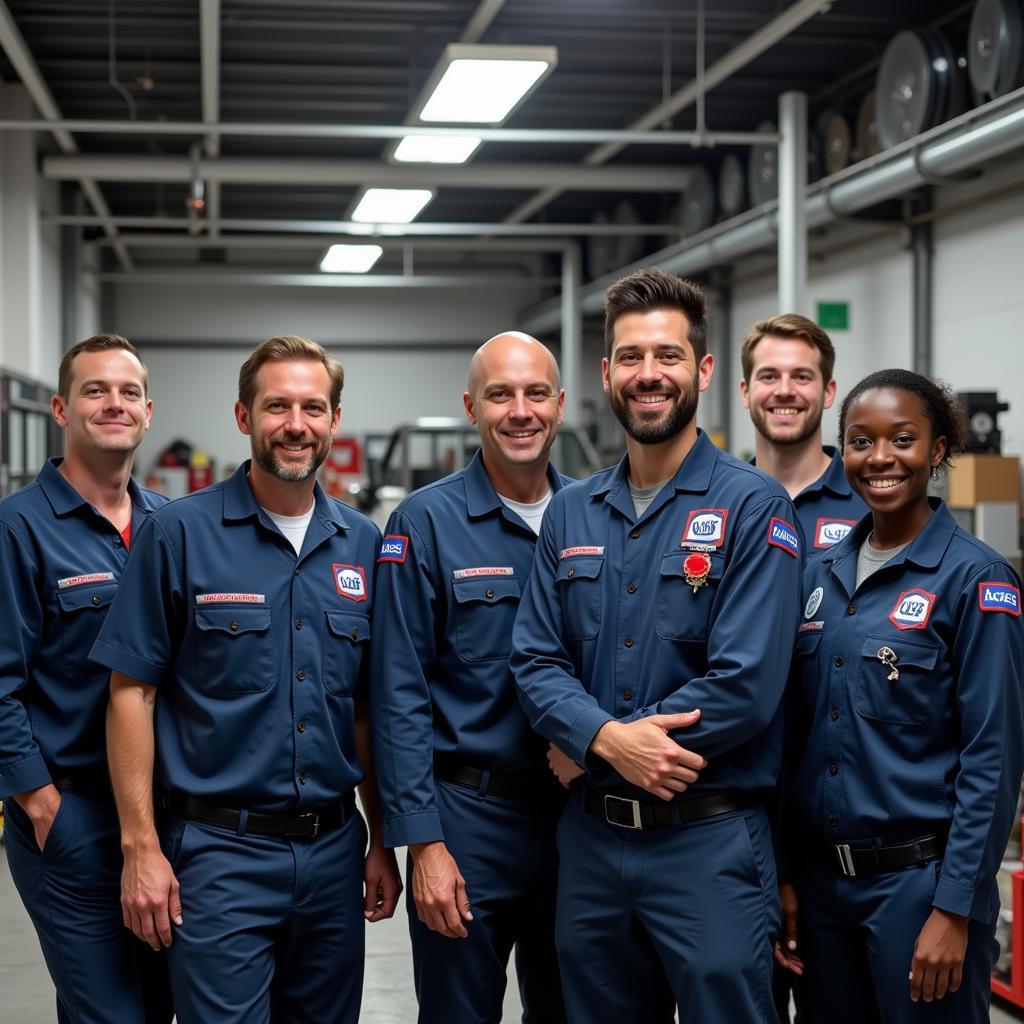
[364,842,402,923]
[409,840,473,939]
[547,744,584,788]
[909,908,969,1002]
[13,783,62,853]
[773,883,804,975]
[120,836,182,951]
[589,710,705,800]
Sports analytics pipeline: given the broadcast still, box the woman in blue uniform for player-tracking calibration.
[781,369,1023,1023]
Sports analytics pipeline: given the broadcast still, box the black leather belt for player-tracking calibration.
[434,759,536,803]
[50,765,114,802]
[818,830,947,877]
[166,792,356,841]
[581,786,757,831]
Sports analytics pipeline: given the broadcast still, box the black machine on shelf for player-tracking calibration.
[957,391,1010,453]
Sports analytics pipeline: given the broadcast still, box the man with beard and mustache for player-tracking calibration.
[91,336,401,1024]
[740,315,867,555]
[511,268,802,1023]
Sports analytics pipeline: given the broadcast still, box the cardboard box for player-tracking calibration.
[948,454,1020,507]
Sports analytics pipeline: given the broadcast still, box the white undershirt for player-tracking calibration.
[264,503,315,555]
[498,489,552,535]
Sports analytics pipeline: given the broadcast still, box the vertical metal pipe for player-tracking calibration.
[910,190,933,376]
[560,243,582,425]
[60,182,80,350]
[778,90,808,314]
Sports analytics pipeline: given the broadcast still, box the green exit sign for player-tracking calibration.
[817,301,849,330]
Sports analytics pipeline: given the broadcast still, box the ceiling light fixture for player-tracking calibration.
[350,188,434,224]
[319,244,384,273]
[392,135,483,164]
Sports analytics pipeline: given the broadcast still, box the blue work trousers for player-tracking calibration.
[408,779,565,1023]
[555,797,780,1024]
[160,809,367,1024]
[4,791,173,1024]
[797,860,998,1024]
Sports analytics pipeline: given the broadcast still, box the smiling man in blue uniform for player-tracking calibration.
[91,336,401,1024]
[0,334,172,1024]
[511,268,803,1023]
[370,332,567,1022]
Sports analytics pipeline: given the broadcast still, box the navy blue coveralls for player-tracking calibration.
[511,431,803,1023]
[0,458,171,1024]
[790,446,868,554]
[370,451,567,1022]
[785,500,1024,1023]
[90,463,380,1024]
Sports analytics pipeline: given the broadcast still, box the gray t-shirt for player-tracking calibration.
[629,478,672,520]
[855,535,910,590]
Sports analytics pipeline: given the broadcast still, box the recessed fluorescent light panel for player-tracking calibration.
[417,44,558,125]
[392,134,483,164]
[351,188,434,223]
[319,244,383,273]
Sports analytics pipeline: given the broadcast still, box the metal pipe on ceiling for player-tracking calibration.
[200,0,221,237]
[88,234,572,252]
[41,155,695,191]
[0,119,779,147]
[520,88,1024,334]
[96,272,555,288]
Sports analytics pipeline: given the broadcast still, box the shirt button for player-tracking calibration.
[297,722,306,733]
[626,582,637,594]
[299,774,307,785]
[295,618,303,630]
[485,589,494,599]
[630,529,641,540]
[834,656,844,668]
[828,815,838,829]
[624,637,633,648]
[623,689,632,700]
[91,595,101,606]
[567,569,576,579]
[296,670,305,681]
[829,763,838,776]
[294,567,301,576]
[847,605,856,615]
[230,620,239,631]
[830,708,840,721]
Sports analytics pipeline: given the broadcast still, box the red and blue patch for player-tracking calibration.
[889,588,936,630]
[377,535,409,564]
[333,564,367,602]
[978,581,1021,617]
[766,517,800,558]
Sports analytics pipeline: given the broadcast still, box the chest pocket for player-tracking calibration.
[555,557,603,641]
[656,552,724,642]
[794,630,823,705]
[323,611,371,695]
[57,582,118,676]
[453,576,521,662]
[855,634,941,726]
[194,607,273,695]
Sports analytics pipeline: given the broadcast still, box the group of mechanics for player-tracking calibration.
[1,266,1021,1024]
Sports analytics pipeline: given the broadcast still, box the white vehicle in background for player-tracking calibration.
[358,417,603,529]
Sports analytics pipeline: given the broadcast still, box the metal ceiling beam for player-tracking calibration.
[97,271,551,288]
[200,0,221,237]
[0,1,133,270]
[0,118,778,147]
[41,155,695,192]
[501,0,834,225]
[89,234,570,252]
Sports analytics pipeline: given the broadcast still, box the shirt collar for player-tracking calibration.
[38,457,162,517]
[223,460,349,530]
[797,446,855,501]
[464,449,565,519]
[590,429,717,501]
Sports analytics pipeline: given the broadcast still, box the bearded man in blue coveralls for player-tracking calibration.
[91,336,401,1024]
[370,332,567,1022]
[738,313,868,1022]
[0,334,173,1024]
[511,268,803,1023]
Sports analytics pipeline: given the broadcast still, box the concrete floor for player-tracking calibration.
[2,841,1022,1023]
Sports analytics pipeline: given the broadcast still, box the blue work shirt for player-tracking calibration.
[0,459,166,798]
[511,430,802,800]
[91,462,381,812]
[786,500,1024,923]
[369,451,569,848]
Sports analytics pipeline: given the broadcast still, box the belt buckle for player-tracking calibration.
[603,794,642,830]
[294,810,321,839]
[835,843,856,877]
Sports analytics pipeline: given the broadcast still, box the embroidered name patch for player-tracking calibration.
[814,518,857,549]
[682,509,728,548]
[767,517,800,558]
[978,582,1021,616]
[798,620,824,633]
[377,535,409,564]
[333,564,367,602]
[804,586,824,619]
[58,572,115,590]
[888,588,935,630]
[195,593,266,605]
[560,546,604,559]
[452,566,515,579]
